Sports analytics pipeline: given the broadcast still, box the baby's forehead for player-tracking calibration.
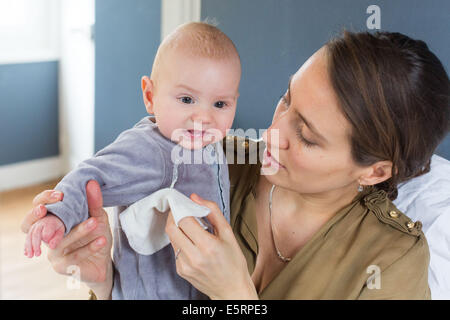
[151,22,241,81]
[164,31,239,61]
[163,22,238,59]
[164,44,240,67]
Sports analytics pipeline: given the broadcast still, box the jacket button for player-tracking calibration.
[389,210,399,218]
[242,141,249,149]
[406,221,415,230]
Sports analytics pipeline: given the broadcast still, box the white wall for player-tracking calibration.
[0,0,63,192]
[0,0,95,192]
[0,0,60,64]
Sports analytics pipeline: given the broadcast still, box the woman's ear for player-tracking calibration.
[141,76,155,114]
[359,160,393,186]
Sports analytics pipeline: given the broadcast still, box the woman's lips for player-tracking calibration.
[262,149,285,169]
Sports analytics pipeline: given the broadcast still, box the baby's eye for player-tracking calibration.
[180,96,194,104]
[214,101,227,109]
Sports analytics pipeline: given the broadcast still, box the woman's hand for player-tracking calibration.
[20,180,114,299]
[165,193,258,300]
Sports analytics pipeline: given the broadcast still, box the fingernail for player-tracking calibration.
[95,238,104,246]
[51,191,61,199]
[86,218,95,229]
[35,206,42,217]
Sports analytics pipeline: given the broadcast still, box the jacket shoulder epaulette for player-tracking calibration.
[362,189,424,238]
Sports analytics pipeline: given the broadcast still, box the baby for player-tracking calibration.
[23,22,241,299]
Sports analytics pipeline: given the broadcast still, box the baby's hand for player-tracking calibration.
[24,214,66,258]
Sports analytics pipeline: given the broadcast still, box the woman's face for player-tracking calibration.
[262,47,364,195]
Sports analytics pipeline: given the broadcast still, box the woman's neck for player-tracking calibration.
[260,175,359,223]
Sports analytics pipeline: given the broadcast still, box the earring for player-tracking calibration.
[358,184,364,192]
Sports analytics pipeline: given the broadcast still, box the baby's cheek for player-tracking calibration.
[159,123,180,142]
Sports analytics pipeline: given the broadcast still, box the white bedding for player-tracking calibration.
[394,154,450,299]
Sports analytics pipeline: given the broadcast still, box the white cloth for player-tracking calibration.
[394,154,450,299]
[119,188,211,255]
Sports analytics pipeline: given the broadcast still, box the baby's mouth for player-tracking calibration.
[180,128,217,146]
[186,129,205,138]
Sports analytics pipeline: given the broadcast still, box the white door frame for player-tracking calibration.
[161,0,202,40]
[58,0,95,173]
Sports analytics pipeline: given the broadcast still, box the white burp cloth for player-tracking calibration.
[119,188,211,255]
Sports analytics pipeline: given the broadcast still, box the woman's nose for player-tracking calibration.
[263,121,289,150]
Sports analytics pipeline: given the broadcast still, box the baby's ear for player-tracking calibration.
[141,76,154,114]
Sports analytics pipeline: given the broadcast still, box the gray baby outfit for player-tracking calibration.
[45,116,230,299]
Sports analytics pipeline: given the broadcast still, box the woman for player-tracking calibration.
[22,31,449,299]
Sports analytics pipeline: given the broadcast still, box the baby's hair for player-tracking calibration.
[151,21,240,81]
[201,16,219,27]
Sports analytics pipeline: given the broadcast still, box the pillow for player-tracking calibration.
[394,154,450,300]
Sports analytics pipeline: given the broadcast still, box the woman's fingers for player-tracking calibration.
[32,189,63,207]
[22,188,64,254]
[62,236,107,267]
[171,193,231,249]
[165,211,196,256]
[177,212,216,245]
[190,193,233,239]
[85,180,104,218]
[52,217,98,257]
[21,189,63,234]
[20,205,47,233]
[52,181,110,256]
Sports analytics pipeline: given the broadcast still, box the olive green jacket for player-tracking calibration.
[224,136,431,300]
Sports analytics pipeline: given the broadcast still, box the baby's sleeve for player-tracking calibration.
[45,127,166,235]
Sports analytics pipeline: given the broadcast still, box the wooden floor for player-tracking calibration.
[0,179,89,300]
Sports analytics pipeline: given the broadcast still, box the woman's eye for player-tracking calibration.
[180,96,193,104]
[214,101,227,108]
[280,95,289,107]
[296,127,316,148]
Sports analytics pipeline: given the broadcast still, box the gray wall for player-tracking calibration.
[0,61,59,165]
[95,0,161,151]
[201,0,450,160]
[2,1,447,166]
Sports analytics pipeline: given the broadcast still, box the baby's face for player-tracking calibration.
[146,50,241,150]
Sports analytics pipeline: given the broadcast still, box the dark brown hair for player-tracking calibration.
[325,31,450,200]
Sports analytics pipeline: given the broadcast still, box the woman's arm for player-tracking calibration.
[358,235,431,300]
[21,180,114,300]
[165,193,259,300]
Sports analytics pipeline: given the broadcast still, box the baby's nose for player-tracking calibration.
[190,107,213,125]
